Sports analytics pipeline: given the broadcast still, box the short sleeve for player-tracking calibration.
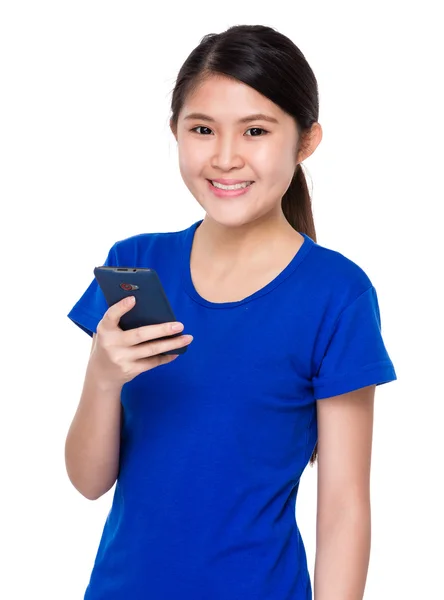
[67,243,118,337]
[312,286,397,399]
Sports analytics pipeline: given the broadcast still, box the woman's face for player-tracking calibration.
[171,75,303,228]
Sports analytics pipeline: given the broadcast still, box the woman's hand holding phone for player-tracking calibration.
[89,296,193,389]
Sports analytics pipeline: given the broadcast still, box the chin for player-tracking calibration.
[203,209,261,229]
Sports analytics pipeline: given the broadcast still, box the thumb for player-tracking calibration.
[102,295,136,329]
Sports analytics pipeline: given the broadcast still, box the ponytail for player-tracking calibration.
[282,163,318,465]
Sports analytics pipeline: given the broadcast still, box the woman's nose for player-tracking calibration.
[211,136,245,170]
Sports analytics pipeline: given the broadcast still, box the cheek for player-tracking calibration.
[252,139,294,170]
[253,151,294,184]
[178,142,205,177]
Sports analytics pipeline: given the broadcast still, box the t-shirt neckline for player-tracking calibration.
[181,219,315,309]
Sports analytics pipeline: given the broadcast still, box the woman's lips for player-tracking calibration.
[207,179,254,198]
[210,178,254,185]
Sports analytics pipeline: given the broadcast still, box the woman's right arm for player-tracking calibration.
[64,333,124,500]
[64,296,193,500]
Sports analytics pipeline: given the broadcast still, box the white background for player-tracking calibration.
[1,1,442,598]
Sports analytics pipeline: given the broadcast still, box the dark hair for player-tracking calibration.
[169,24,320,465]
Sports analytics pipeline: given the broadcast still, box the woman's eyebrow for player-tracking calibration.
[183,112,279,124]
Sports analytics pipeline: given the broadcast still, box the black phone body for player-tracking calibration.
[93,266,187,355]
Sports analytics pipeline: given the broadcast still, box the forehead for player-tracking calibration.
[181,75,286,123]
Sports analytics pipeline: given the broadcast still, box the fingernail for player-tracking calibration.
[171,322,184,331]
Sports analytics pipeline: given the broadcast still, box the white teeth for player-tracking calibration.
[211,181,252,190]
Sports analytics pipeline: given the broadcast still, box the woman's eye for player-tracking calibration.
[191,126,268,137]
[245,127,268,136]
[192,126,212,135]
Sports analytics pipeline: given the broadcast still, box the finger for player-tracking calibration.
[130,333,192,360]
[132,352,179,377]
[101,296,136,330]
[122,320,185,347]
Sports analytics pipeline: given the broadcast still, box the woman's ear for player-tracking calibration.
[297,122,323,164]
[170,119,178,141]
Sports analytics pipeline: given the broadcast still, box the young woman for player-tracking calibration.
[65,24,397,600]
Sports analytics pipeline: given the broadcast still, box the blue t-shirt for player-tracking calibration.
[67,218,397,600]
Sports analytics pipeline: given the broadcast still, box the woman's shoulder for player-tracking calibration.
[113,224,184,250]
[110,224,191,266]
[304,235,375,304]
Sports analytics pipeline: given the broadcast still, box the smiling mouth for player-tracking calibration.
[207,180,254,190]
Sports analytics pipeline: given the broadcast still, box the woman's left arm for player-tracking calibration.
[314,384,375,600]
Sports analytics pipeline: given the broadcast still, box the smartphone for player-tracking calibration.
[93,266,188,355]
